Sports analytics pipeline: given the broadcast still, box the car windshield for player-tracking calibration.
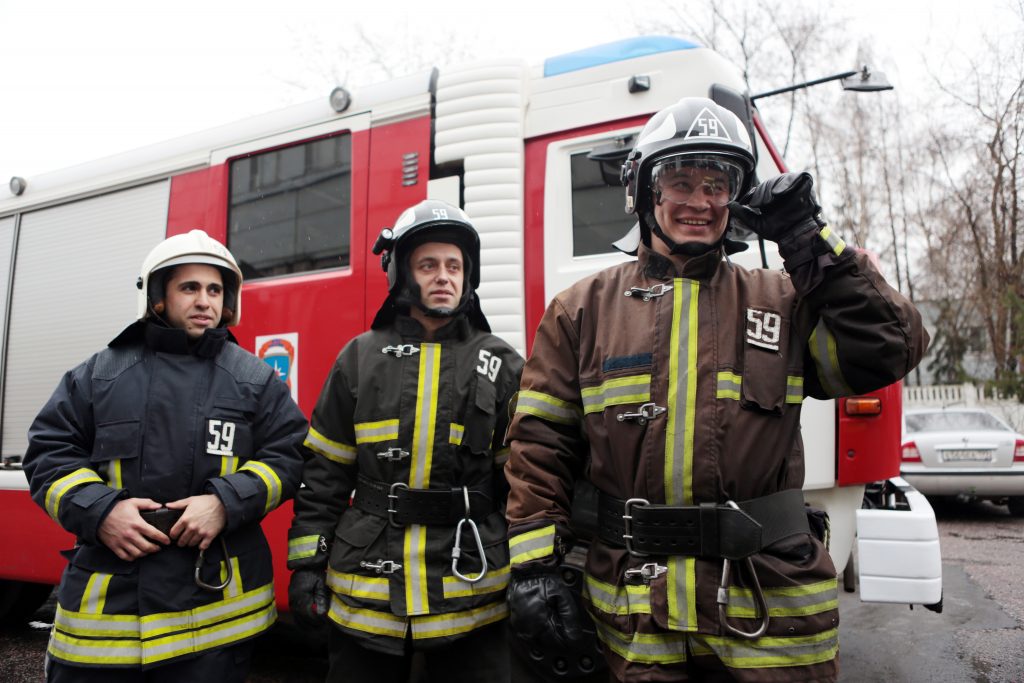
[905,411,1010,433]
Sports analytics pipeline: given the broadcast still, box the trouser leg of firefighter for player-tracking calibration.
[326,627,413,683]
[47,640,256,683]
[420,621,510,683]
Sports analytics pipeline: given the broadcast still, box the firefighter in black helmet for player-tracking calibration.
[504,97,928,682]
[288,199,524,683]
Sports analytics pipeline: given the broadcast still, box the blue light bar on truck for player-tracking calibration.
[544,36,701,77]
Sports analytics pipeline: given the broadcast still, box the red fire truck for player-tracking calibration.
[0,36,941,621]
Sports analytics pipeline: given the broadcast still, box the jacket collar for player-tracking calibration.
[394,313,472,343]
[638,243,725,281]
[109,320,235,357]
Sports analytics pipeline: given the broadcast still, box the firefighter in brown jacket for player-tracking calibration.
[504,98,929,682]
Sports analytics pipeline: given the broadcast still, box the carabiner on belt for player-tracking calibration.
[715,501,769,639]
[194,536,233,591]
[451,486,487,583]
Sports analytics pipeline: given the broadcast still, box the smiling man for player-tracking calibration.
[504,98,929,682]
[287,200,523,683]
[24,229,306,683]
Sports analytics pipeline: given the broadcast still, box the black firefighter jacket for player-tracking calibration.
[505,236,929,682]
[24,322,306,670]
[288,314,523,655]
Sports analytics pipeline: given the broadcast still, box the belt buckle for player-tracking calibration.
[387,482,409,527]
[622,497,650,556]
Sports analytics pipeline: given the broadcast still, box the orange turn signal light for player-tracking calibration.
[844,397,882,416]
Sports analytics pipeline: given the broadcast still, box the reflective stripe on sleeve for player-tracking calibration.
[304,426,356,465]
[594,620,688,664]
[515,390,582,425]
[449,423,464,446]
[809,321,853,397]
[818,225,846,256]
[45,468,104,521]
[442,565,510,599]
[288,535,321,562]
[692,627,839,668]
[581,375,652,415]
[326,568,391,602]
[493,447,510,467]
[354,419,400,445]
[239,461,282,513]
[785,375,805,405]
[509,525,556,566]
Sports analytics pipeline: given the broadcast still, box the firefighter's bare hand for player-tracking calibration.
[98,498,170,561]
[166,495,227,550]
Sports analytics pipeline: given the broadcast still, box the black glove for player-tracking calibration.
[288,568,329,630]
[727,172,822,248]
[507,566,589,653]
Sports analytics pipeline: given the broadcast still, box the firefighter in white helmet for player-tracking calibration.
[287,200,523,682]
[24,229,306,682]
[504,98,929,682]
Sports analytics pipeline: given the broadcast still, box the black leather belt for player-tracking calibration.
[354,474,492,527]
[597,488,810,560]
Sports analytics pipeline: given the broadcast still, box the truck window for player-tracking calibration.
[228,134,352,279]
[570,150,633,257]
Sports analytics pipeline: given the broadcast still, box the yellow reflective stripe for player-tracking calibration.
[305,426,357,464]
[443,565,510,598]
[665,279,698,632]
[405,343,440,616]
[695,627,839,668]
[328,594,407,638]
[410,600,508,639]
[219,455,239,476]
[509,525,556,566]
[80,573,112,615]
[140,582,274,638]
[221,557,243,600]
[54,606,139,638]
[716,371,742,400]
[819,225,846,256]
[726,578,838,618]
[785,375,805,405]
[142,601,276,665]
[354,419,400,444]
[45,468,104,521]
[515,390,582,425]
[288,535,320,562]
[326,568,390,602]
[594,620,688,664]
[48,630,141,666]
[581,374,652,414]
[809,321,853,396]
[239,460,282,513]
[493,447,510,467]
[107,459,123,489]
[583,573,651,616]
[449,423,464,445]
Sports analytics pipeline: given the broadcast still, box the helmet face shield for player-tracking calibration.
[651,154,746,208]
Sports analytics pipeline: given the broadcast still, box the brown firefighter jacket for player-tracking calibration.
[505,238,928,677]
[288,315,523,655]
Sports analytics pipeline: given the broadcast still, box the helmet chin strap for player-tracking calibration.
[644,212,725,256]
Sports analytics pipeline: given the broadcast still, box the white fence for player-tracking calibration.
[904,383,1024,431]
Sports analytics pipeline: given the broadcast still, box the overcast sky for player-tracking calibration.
[0,0,1012,193]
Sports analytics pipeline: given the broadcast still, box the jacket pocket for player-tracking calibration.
[90,420,140,487]
[461,376,497,455]
[331,509,388,572]
[203,399,256,460]
[740,309,791,415]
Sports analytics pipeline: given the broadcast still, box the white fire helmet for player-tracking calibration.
[136,229,243,326]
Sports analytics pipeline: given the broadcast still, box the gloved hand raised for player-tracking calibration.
[727,172,822,247]
[288,568,329,630]
[507,566,590,653]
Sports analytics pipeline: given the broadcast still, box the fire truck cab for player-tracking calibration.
[0,36,941,621]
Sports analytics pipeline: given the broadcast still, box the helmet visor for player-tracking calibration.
[651,154,746,207]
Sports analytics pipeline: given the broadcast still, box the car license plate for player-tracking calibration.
[940,449,993,462]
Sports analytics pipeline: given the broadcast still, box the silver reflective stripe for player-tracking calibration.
[493,447,510,467]
[785,376,804,405]
[142,602,276,664]
[410,600,508,639]
[443,565,510,598]
[240,461,281,513]
[716,371,742,400]
[406,343,441,616]
[727,579,838,618]
[809,321,852,396]
[45,468,103,520]
[583,574,651,616]
[697,627,839,668]
[593,620,688,664]
[449,423,464,445]
[581,375,652,414]
[48,631,142,666]
[515,390,582,425]
[328,594,408,638]
[80,573,112,614]
[54,606,139,637]
[288,535,320,561]
[141,583,274,637]
[354,420,400,444]
[509,525,555,566]
[327,568,391,602]
[818,225,846,256]
[305,426,356,464]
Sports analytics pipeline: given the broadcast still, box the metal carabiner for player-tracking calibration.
[716,502,769,639]
[194,536,233,591]
[451,487,487,584]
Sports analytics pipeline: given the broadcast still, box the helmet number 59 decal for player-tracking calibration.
[746,308,781,351]
[432,208,449,220]
[206,419,237,457]
[477,349,502,382]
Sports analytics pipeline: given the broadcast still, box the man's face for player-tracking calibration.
[651,165,731,253]
[409,242,464,312]
[162,264,224,339]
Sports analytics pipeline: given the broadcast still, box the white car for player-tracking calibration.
[901,407,1024,515]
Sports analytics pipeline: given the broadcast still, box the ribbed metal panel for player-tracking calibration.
[435,62,528,354]
[2,182,169,456]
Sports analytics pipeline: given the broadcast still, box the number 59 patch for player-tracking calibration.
[206,419,237,456]
[746,308,782,351]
